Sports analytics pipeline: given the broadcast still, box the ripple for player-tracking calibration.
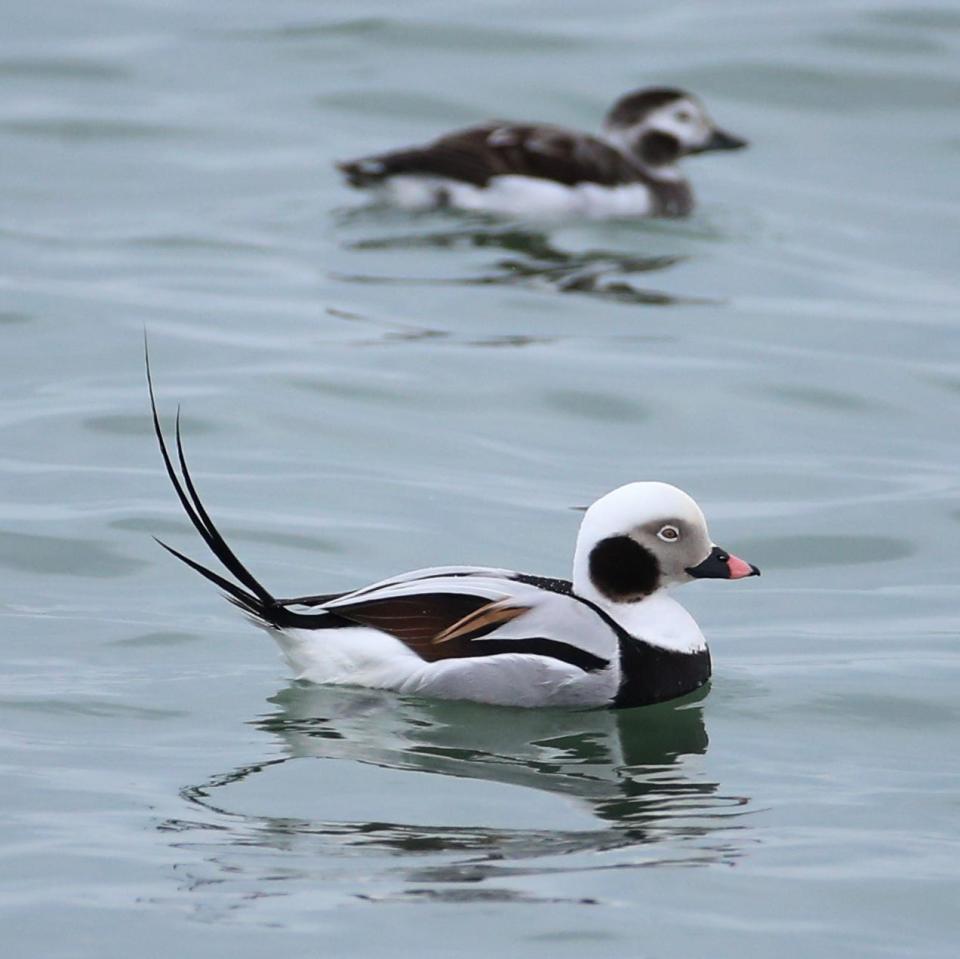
[754,384,880,412]
[870,7,960,30]
[817,29,944,56]
[112,517,341,554]
[734,534,914,569]
[318,90,473,122]
[0,530,146,577]
[928,375,960,395]
[809,692,959,727]
[272,15,384,38]
[467,334,555,349]
[674,63,960,111]
[127,233,273,254]
[1,698,184,720]
[0,57,128,80]
[290,376,424,404]
[332,268,688,305]
[83,413,217,437]
[543,389,650,422]
[253,17,582,52]
[336,225,688,304]
[357,887,600,905]
[111,630,200,647]
[1,118,187,142]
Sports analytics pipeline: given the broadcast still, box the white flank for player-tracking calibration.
[270,625,619,709]
[380,174,653,218]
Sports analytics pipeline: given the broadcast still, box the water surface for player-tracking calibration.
[1,1,959,957]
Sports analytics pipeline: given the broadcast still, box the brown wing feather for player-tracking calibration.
[328,592,533,662]
[432,601,528,645]
[339,123,641,188]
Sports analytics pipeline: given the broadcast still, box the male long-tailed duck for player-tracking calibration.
[337,87,746,219]
[148,373,759,709]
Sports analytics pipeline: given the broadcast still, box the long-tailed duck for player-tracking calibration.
[147,368,759,709]
[337,87,746,219]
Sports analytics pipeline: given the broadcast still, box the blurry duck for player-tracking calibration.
[148,369,758,709]
[337,87,746,218]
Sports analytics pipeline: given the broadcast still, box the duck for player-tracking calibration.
[337,86,746,219]
[147,373,759,710]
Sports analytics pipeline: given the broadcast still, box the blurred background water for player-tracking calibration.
[1,1,959,956]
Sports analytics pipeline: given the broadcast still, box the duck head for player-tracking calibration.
[572,482,759,607]
[602,88,747,175]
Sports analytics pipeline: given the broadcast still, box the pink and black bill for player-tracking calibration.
[685,546,760,580]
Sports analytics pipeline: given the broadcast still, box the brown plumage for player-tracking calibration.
[432,600,529,645]
[337,87,747,218]
[338,122,645,189]
[320,592,532,663]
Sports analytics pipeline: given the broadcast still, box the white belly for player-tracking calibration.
[379,174,653,219]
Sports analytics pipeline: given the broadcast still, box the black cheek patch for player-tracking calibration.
[588,535,660,602]
[639,131,681,167]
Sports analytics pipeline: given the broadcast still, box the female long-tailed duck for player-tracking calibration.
[337,87,746,219]
[148,375,758,709]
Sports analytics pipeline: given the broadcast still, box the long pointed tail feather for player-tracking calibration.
[145,341,349,632]
[153,536,263,614]
[170,408,273,605]
[145,340,291,628]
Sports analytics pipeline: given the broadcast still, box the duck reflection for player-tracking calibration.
[164,685,751,899]
[334,224,699,305]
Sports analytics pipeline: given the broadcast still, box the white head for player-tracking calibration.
[572,482,758,607]
[602,88,747,173]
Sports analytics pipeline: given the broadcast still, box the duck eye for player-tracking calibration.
[657,525,680,542]
[675,110,692,123]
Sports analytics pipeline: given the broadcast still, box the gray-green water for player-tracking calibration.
[2,1,959,956]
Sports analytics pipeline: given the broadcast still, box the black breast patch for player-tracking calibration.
[614,638,711,708]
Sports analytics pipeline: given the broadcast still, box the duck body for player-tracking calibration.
[267,566,711,709]
[148,367,758,710]
[337,87,746,219]
[344,123,692,218]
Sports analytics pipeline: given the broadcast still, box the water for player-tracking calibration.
[2,1,959,955]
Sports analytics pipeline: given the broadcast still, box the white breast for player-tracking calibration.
[608,592,707,655]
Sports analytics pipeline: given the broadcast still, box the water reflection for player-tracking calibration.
[335,224,702,305]
[162,686,752,907]
[324,305,564,349]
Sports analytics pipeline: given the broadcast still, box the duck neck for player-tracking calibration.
[599,590,707,653]
[572,548,707,655]
[602,128,683,179]
[572,577,712,706]
[601,130,693,216]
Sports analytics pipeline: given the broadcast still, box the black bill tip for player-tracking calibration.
[695,129,748,153]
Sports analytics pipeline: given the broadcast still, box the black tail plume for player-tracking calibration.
[146,340,352,631]
[145,339,289,627]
